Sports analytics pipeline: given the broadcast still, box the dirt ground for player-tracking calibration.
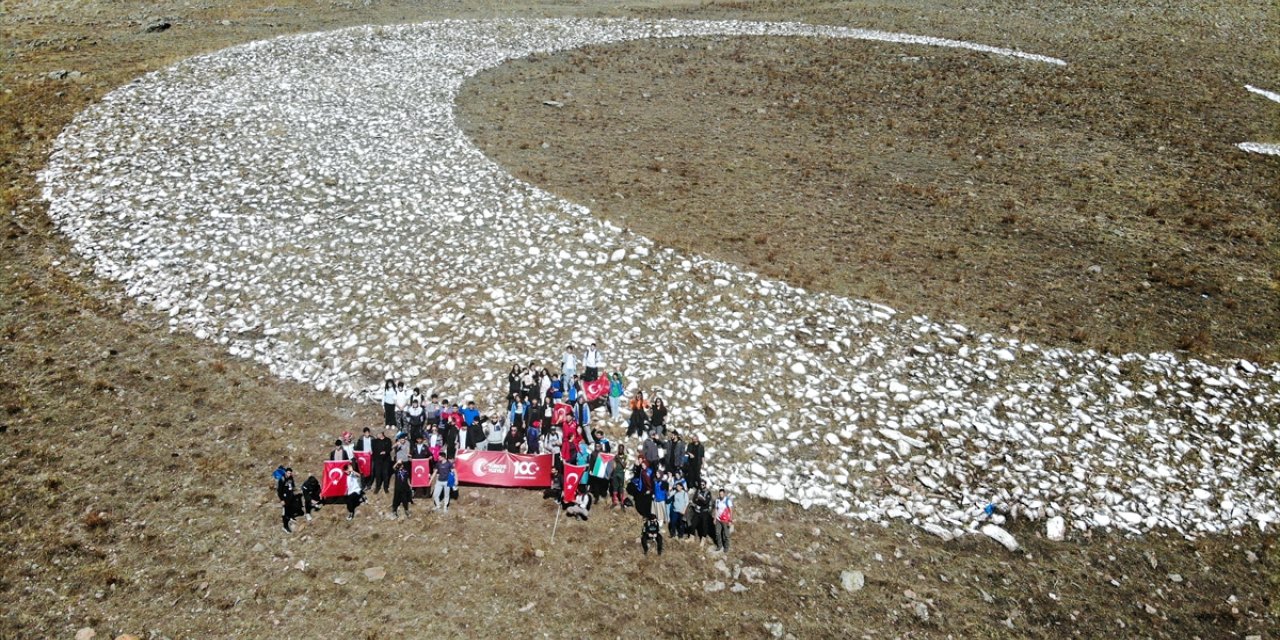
[1,0,1277,638]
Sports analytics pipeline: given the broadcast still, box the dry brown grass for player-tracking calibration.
[0,0,1276,638]
[458,25,1280,361]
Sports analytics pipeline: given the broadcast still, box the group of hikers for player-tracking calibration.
[274,345,737,555]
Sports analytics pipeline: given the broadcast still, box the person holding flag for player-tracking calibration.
[713,489,734,553]
[344,463,363,521]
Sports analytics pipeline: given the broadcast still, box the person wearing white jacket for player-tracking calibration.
[561,345,578,390]
[582,343,602,381]
[344,463,363,521]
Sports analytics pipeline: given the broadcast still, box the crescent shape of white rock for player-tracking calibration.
[39,19,1280,538]
[1239,85,1280,156]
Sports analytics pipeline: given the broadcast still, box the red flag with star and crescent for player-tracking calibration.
[354,451,372,478]
[562,463,586,504]
[410,458,432,488]
[320,460,347,499]
[552,402,573,425]
[582,376,610,402]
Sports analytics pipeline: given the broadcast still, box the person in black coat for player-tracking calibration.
[684,435,705,486]
[641,512,663,555]
[276,468,305,533]
[371,430,393,494]
[391,461,414,518]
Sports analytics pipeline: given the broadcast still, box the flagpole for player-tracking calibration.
[550,501,563,544]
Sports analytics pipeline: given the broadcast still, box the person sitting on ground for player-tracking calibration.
[566,490,591,521]
[641,511,663,556]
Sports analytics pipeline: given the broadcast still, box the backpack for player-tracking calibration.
[272,465,287,483]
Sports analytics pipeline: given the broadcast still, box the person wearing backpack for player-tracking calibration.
[713,489,734,553]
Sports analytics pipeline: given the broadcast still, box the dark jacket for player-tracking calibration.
[371,437,393,467]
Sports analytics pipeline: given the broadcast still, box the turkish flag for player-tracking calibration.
[410,458,432,488]
[562,463,586,503]
[320,461,348,499]
[354,451,372,477]
[583,377,610,402]
[552,402,573,425]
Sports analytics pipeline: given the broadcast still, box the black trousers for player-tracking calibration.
[642,534,664,555]
[382,403,396,426]
[346,492,361,515]
[373,462,392,493]
[583,367,598,382]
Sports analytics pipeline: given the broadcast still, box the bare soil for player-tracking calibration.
[1,1,1276,638]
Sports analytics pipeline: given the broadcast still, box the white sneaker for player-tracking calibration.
[305,514,313,522]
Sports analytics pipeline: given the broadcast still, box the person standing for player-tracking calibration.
[608,372,625,418]
[627,391,648,438]
[573,395,591,432]
[371,429,393,494]
[381,379,397,429]
[561,345,578,390]
[609,445,629,509]
[642,432,662,469]
[652,471,670,530]
[582,342,602,382]
[406,398,425,441]
[690,480,714,542]
[684,434,705,486]
[669,482,689,539]
[344,463,363,521]
[276,467,305,533]
[328,439,352,462]
[354,427,375,489]
[390,461,413,518]
[648,397,668,435]
[394,381,410,430]
[713,489,734,553]
[431,455,454,513]
[641,512,663,556]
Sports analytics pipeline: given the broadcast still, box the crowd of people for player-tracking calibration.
[275,343,737,555]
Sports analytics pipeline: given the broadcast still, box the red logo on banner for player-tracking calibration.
[320,461,347,499]
[410,458,431,488]
[563,463,586,503]
[583,377,610,402]
[454,450,552,488]
[552,402,573,425]
[354,451,372,477]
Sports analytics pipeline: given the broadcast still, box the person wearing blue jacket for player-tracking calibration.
[652,470,670,530]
